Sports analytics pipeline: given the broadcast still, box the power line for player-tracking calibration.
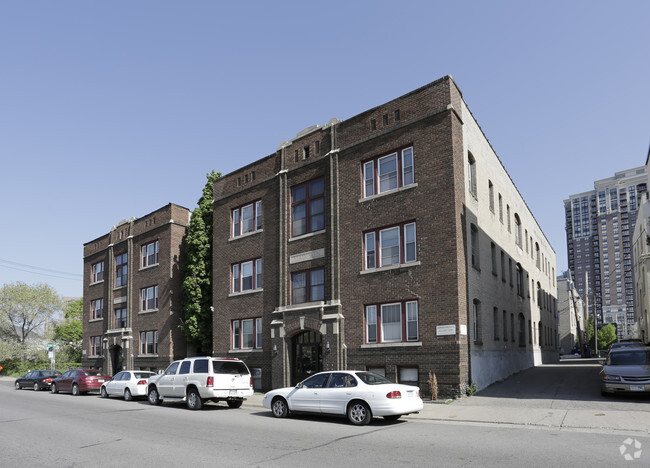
[0,258,82,281]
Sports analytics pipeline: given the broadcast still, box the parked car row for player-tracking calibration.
[14,358,424,425]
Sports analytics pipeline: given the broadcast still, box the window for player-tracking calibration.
[365,301,419,343]
[518,314,526,347]
[292,178,324,237]
[398,367,419,386]
[291,268,324,303]
[488,181,494,212]
[91,299,103,320]
[114,307,126,329]
[140,331,158,355]
[473,299,481,343]
[232,200,262,237]
[90,336,102,357]
[516,263,523,297]
[471,224,479,269]
[140,286,158,311]
[141,241,159,268]
[493,307,499,340]
[91,261,104,283]
[232,259,262,293]
[364,222,417,269]
[363,147,414,197]
[468,152,477,197]
[514,214,522,247]
[115,253,127,287]
[503,310,508,342]
[232,318,262,349]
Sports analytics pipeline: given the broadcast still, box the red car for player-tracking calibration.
[51,369,112,396]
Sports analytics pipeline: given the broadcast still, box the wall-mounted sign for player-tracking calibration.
[436,325,456,336]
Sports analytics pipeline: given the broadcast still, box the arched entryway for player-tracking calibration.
[291,330,322,385]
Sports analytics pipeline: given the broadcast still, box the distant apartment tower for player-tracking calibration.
[564,167,647,339]
[82,204,191,374]
[212,76,558,398]
[557,271,585,353]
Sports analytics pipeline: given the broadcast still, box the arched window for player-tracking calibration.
[468,152,477,197]
[514,214,522,247]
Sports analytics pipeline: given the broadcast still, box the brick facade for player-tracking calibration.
[82,203,190,374]
[211,76,558,398]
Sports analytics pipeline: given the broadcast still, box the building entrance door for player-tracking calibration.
[110,345,123,376]
[292,331,322,385]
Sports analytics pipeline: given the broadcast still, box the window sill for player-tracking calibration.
[361,261,420,275]
[229,229,263,242]
[136,354,159,358]
[229,349,264,354]
[358,183,417,203]
[229,288,263,298]
[289,229,326,242]
[113,285,127,291]
[361,342,422,349]
[139,264,159,272]
[138,309,159,315]
[90,280,104,286]
[89,318,103,323]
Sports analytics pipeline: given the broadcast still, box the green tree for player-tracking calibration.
[0,282,62,361]
[53,299,83,361]
[181,170,221,354]
[598,323,618,350]
[585,317,618,351]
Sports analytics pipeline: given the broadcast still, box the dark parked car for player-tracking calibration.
[51,369,111,396]
[15,370,62,391]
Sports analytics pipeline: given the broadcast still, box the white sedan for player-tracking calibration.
[262,370,423,425]
[100,370,155,401]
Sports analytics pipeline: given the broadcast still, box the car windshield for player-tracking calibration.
[42,371,59,377]
[608,350,650,366]
[354,371,394,385]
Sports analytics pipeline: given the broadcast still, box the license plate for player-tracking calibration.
[630,385,645,391]
[98,379,104,383]
[229,390,237,395]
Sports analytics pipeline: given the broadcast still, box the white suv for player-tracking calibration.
[147,357,254,410]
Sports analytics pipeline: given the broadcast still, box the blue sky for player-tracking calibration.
[1,1,648,299]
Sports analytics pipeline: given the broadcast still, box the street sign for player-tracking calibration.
[44,343,58,349]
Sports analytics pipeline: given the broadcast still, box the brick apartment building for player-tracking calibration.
[212,75,558,397]
[82,203,190,374]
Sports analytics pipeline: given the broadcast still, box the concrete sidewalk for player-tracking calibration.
[243,392,650,434]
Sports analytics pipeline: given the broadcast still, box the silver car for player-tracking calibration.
[601,346,650,395]
[101,370,155,401]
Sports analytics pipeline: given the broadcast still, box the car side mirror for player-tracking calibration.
[295,382,303,389]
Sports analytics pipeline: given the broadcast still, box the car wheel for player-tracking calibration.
[100,386,108,398]
[347,401,372,425]
[124,388,132,401]
[33,383,40,392]
[186,388,203,410]
[51,383,58,394]
[227,399,243,409]
[15,382,21,390]
[72,384,80,396]
[271,397,289,418]
[383,415,401,421]
[148,387,162,405]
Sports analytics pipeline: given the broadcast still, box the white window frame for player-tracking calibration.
[232,259,262,293]
[141,241,159,268]
[366,305,377,343]
[381,303,402,343]
[140,286,158,312]
[91,262,104,284]
[91,298,103,320]
[140,330,158,355]
[232,200,263,237]
[232,317,262,350]
[364,222,417,270]
[363,147,415,198]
